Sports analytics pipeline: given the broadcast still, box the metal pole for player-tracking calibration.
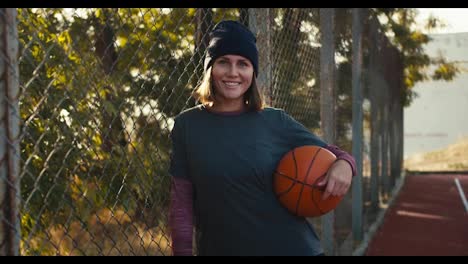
[369,17,380,210]
[0,8,20,256]
[248,8,272,105]
[319,8,336,256]
[351,8,364,243]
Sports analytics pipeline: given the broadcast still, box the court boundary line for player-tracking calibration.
[454,178,468,213]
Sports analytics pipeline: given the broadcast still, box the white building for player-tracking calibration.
[404,33,468,159]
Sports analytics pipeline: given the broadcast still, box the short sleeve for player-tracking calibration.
[279,109,327,149]
[169,117,190,180]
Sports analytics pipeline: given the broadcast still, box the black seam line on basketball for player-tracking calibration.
[304,148,321,188]
[274,173,311,197]
[275,149,302,197]
[295,147,320,215]
[275,171,326,190]
[311,188,326,215]
[274,150,299,198]
[274,172,295,196]
[274,172,318,189]
[292,149,298,180]
[292,149,299,215]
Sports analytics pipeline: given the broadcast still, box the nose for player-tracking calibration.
[227,64,239,77]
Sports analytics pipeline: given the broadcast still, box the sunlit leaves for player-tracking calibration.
[432,62,459,81]
[373,8,461,105]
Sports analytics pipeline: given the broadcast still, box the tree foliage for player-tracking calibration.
[374,8,461,106]
[18,8,239,255]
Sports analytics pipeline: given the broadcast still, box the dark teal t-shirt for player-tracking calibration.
[169,105,327,256]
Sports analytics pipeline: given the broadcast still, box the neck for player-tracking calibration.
[211,98,246,113]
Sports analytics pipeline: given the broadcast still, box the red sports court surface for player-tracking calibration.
[366,173,468,256]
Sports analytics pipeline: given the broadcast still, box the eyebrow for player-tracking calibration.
[217,57,251,65]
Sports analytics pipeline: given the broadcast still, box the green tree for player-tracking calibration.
[18,8,239,255]
[375,8,460,106]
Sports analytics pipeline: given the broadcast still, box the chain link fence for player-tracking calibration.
[0,8,404,255]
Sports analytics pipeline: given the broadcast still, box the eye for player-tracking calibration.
[238,61,249,67]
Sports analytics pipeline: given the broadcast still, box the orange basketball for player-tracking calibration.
[273,145,343,217]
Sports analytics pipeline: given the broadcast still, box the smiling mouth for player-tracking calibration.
[223,81,241,88]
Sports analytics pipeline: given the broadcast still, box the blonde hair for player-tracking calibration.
[193,67,265,112]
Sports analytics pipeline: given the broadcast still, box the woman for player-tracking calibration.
[168,20,355,256]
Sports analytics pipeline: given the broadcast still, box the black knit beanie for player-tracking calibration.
[204,20,259,75]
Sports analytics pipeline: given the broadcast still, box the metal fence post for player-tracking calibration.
[351,8,364,243]
[381,79,390,197]
[369,17,381,211]
[319,8,336,256]
[0,8,20,256]
[248,8,272,105]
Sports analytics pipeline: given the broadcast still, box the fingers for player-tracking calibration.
[320,160,353,200]
[322,179,335,200]
[321,175,350,200]
[316,174,328,186]
[317,161,352,200]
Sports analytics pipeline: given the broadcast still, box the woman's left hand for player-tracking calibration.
[316,159,353,200]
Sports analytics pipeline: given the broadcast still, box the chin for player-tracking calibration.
[222,92,244,100]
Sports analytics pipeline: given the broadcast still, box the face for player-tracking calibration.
[211,54,254,105]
